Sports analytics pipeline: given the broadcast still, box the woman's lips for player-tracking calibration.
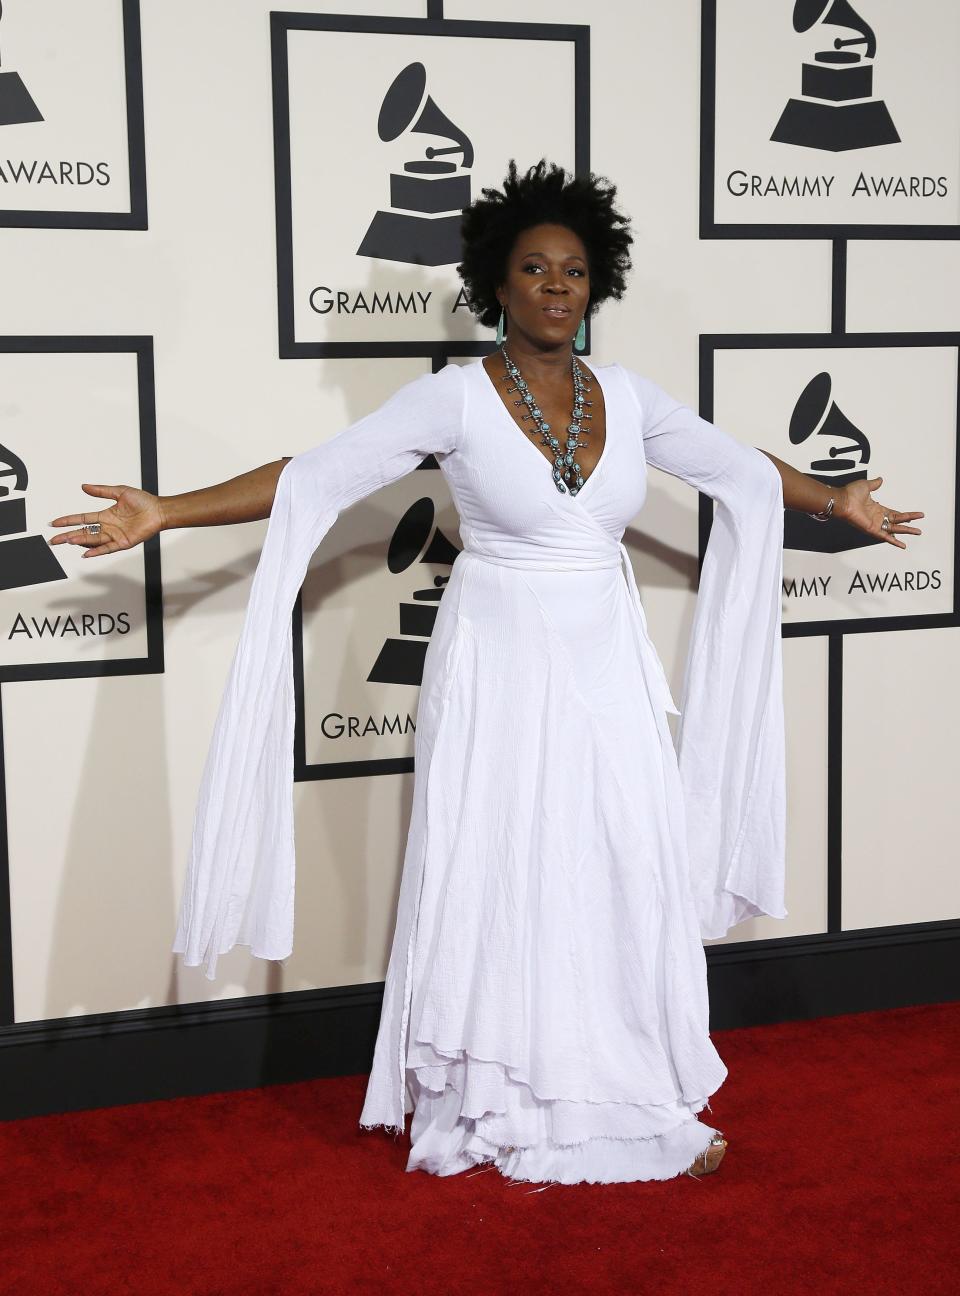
[542,306,570,317]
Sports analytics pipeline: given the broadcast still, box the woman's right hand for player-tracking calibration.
[48,483,165,558]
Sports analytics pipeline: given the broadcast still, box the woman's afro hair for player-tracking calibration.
[457,158,634,328]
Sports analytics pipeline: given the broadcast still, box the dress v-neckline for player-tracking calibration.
[477,358,611,501]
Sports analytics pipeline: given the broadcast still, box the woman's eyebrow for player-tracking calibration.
[519,251,586,262]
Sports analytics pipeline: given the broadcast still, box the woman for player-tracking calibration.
[49,160,923,1185]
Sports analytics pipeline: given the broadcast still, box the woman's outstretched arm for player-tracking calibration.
[48,456,292,558]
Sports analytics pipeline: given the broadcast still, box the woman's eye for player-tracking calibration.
[522,264,585,276]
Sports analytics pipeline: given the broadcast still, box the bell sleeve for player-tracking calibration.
[619,365,787,940]
[172,362,465,980]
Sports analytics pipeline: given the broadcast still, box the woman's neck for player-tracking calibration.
[497,336,574,387]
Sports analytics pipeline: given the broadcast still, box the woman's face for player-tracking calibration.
[495,222,590,352]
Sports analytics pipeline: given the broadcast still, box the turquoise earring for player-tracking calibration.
[574,316,586,352]
[496,308,506,345]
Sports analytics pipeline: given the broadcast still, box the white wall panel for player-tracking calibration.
[1,0,954,1024]
[841,628,960,930]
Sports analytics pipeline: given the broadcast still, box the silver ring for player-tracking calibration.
[880,515,891,532]
[85,522,102,536]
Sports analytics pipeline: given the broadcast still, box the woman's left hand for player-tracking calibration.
[838,478,924,550]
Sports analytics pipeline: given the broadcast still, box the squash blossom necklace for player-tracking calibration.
[499,344,593,496]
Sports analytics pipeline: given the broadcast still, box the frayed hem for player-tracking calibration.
[359,1120,406,1140]
[468,1153,697,1189]
[496,1161,697,1187]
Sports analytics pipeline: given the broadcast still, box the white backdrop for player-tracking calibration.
[0,0,957,1023]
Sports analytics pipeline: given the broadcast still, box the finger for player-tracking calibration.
[877,505,925,521]
[48,511,103,528]
[878,507,923,536]
[49,485,123,527]
[81,540,123,558]
[49,526,110,547]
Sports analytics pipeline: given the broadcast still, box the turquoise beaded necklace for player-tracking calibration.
[499,344,593,496]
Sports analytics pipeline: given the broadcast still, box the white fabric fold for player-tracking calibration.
[676,454,787,936]
[172,365,463,978]
[620,366,787,938]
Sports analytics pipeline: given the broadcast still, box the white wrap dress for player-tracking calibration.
[173,357,787,1185]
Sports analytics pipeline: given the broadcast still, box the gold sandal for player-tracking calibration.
[685,1132,728,1178]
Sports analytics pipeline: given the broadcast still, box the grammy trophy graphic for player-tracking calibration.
[0,0,43,127]
[366,496,460,687]
[771,0,899,152]
[783,372,887,554]
[0,441,67,591]
[357,61,474,267]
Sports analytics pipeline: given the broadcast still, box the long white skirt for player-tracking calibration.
[358,548,728,1184]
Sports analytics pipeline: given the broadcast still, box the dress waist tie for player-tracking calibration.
[457,546,680,717]
[617,542,681,717]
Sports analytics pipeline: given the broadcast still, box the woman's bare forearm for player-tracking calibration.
[758,450,848,517]
[159,457,292,530]
[759,449,924,547]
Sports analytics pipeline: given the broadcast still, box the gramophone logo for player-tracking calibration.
[0,0,43,127]
[299,490,462,767]
[771,0,899,152]
[783,372,886,554]
[365,495,460,686]
[357,62,474,267]
[0,441,66,592]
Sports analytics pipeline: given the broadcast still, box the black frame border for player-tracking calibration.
[699,330,960,639]
[0,334,163,1027]
[0,335,164,684]
[0,0,148,231]
[699,0,960,242]
[270,12,591,361]
[292,587,413,783]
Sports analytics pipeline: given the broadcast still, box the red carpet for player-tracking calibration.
[3,1001,958,1296]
